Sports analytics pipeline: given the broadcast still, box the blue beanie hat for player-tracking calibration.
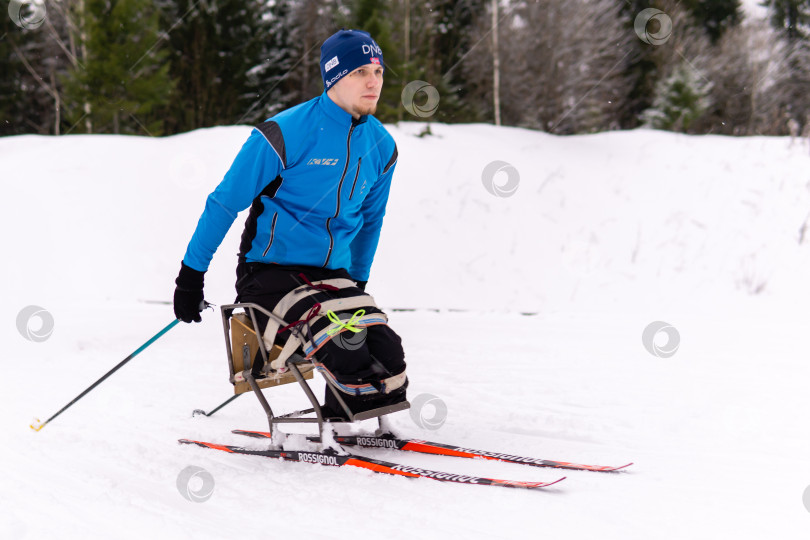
[320,29,384,90]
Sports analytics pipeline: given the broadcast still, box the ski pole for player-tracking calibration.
[192,393,242,417]
[30,319,181,432]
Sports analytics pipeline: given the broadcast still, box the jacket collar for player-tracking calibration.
[320,91,369,127]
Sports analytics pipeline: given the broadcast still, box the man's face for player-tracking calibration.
[327,63,384,119]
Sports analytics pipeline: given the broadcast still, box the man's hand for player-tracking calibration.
[174,262,206,323]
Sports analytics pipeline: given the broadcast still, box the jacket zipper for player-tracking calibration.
[262,212,279,257]
[349,157,362,200]
[323,123,356,267]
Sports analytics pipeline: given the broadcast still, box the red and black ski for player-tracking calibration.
[232,429,632,473]
[179,438,564,489]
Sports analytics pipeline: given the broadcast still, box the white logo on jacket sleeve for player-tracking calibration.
[325,55,339,72]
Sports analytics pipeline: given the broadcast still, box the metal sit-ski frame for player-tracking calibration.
[221,302,410,448]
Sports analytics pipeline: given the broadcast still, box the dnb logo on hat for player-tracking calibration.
[325,56,340,72]
[362,43,383,56]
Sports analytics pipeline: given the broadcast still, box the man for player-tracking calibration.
[173,29,407,419]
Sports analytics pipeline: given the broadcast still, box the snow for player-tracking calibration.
[741,0,769,20]
[2,123,810,538]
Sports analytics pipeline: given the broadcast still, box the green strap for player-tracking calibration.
[326,309,365,336]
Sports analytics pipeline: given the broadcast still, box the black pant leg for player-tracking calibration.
[320,324,408,419]
[365,324,406,377]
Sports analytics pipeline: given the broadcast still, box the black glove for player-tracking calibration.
[174,262,206,323]
[355,280,367,291]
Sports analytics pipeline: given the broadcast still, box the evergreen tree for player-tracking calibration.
[344,0,402,122]
[642,62,713,132]
[1,0,70,135]
[762,0,810,40]
[682,0,743,42]
[431,0,488,123]
[615,0,663,129]
[159,0,275,132]
[615,0,738,128]
[61,0,172,134]
[241,0,299,121]
[1,9,40,134]
[388,0,441,123]
[354,0,484,125]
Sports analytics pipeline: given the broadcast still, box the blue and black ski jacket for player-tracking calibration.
[182,91,398,282]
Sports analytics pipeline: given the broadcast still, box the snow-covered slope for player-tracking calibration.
[2,125,809,539]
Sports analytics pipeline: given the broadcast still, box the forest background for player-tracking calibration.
[2,0,809,138]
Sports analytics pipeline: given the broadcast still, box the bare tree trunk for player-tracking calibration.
[44,8,81,70]
[301,0,318,98]
[401,0,410,123]
[77,0,93,133]
[491,0,501,126]
[51,68,60,135]
[749,59,758,135]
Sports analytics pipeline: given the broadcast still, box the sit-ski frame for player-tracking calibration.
[220,302,409,449]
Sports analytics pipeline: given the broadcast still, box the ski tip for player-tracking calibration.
[538,476,566,488]
[496,476,566,489]
[231,429,273,439]
[556,461,634,472]
[610,462,633,472]
[586,462,633,472]
[179,439,236,453]
[178,438,211,448]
